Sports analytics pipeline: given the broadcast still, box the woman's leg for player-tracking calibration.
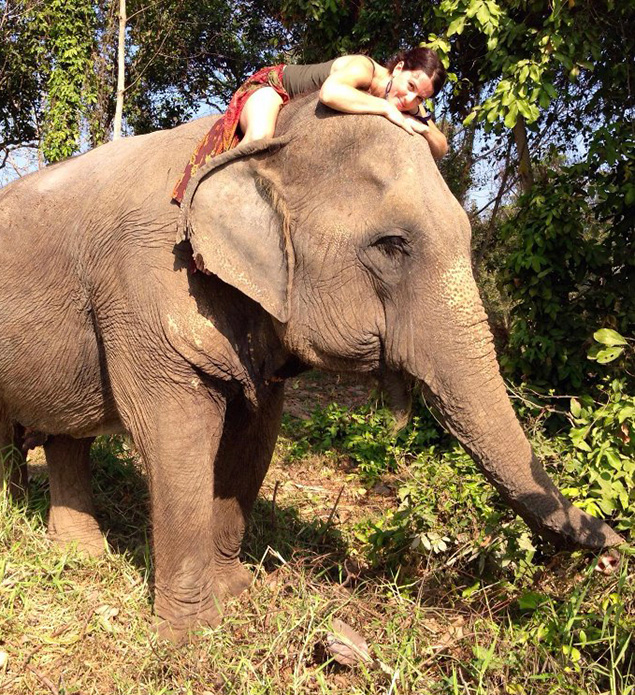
[239,87,284,143]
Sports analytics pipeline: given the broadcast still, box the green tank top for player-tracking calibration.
[282,60,337,98]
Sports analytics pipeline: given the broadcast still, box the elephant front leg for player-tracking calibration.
[212,384,285,599]
[130,392,227,642]
[45,435,105,557]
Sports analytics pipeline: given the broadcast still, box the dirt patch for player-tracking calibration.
[284,371,374,419]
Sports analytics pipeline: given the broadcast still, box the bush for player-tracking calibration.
[282,399,446,481]
[498,122,634,391]
[561,377,635,534]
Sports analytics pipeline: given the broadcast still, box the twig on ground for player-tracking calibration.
[271,480,280,530]
[320,485,345,540]
[26,664,60,695]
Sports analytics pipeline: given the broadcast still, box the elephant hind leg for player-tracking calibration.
[0,414,28,499]
[45,435,105,557]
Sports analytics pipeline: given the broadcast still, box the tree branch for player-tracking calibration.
[113,0,126,139]
[473,137,515,273]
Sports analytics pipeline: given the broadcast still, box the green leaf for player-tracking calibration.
[596,346,624,364]
[518,100,532,119]
[562,645,581,663]
[571,429,592,451]
[593,329,628,346]
[570,398,581,418]
[544,82,557,98]
[587,344,602,361]
[504,104,518,129]
[476,4,490,26]
[518,590,548,611]
[447,16,466,36]
[597,496,617,515]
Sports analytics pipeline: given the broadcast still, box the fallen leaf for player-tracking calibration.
[0,650,8,671]
[595,550,621,575]
[95,604,120,632]
[429,616,465,651]
[371,483,391,496]
[325,618,373,667]
[95,604,119,619]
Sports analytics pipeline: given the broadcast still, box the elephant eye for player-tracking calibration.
[372,235,410,258]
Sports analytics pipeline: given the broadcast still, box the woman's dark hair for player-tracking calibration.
[386,47,447,97]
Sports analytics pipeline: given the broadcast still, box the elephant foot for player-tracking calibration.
[215,559,253,599]
[153,590,223,644]
[48,507,106,558]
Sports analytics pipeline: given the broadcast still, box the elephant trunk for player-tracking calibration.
[397,258,622,550]
[419,373,622,548]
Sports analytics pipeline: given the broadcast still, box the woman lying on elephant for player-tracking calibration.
[172,48,448,203]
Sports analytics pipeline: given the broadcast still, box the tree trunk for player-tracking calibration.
[113,0,126,140]
[513,115,533,193]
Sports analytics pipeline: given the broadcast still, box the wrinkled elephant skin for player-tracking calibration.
[0,94,622,640]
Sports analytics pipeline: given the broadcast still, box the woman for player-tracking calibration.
[173,48,448,204]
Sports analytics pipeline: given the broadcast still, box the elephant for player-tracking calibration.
[0,92,622,640]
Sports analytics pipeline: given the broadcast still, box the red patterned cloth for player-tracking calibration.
[172,64,289,204]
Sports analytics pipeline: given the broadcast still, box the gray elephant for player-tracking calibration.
[0,93,621,640]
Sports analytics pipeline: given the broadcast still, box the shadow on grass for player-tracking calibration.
[18,435,472,600]
[21,436,355,590]
[18,436,152,570]
[244,496,352,581]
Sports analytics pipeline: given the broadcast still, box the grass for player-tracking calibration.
[0,375,633,694]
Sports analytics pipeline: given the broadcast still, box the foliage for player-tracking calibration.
[563,377,635,534]
[498,123,634,390]
[431,0,626,130]
[0,1,42,166]
[283,399,446,481]
[33,0,97,162]
[123,0,288,134]
[0,0,289,165]
[354,442,534,575]
[284,357,633,576]
[270,0,437,64]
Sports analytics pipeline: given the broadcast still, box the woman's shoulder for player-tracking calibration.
[330,54,380,77]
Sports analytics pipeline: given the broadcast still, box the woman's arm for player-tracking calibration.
[319,56,418,135]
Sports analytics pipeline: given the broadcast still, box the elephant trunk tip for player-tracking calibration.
[536,505,625,551]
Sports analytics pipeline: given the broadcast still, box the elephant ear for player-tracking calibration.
[177,135,293,323]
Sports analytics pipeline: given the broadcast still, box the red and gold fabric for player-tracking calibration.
[172,64,289,204]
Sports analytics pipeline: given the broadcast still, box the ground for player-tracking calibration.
[0,371,632,694]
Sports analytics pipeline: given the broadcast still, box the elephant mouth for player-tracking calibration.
[375,368,413,431]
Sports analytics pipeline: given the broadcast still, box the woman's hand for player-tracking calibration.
[383,107,448,160]
[405,116,430,136]
[383,103,418,135]
[405,115,448,160]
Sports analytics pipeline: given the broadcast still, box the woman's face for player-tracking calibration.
[387,61,434,113]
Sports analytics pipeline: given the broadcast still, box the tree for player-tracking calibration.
[0,1,44,169]
[0,0,289,170]
[112,0,125,140]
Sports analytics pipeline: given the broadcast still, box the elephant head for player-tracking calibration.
[180,93,622,550]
